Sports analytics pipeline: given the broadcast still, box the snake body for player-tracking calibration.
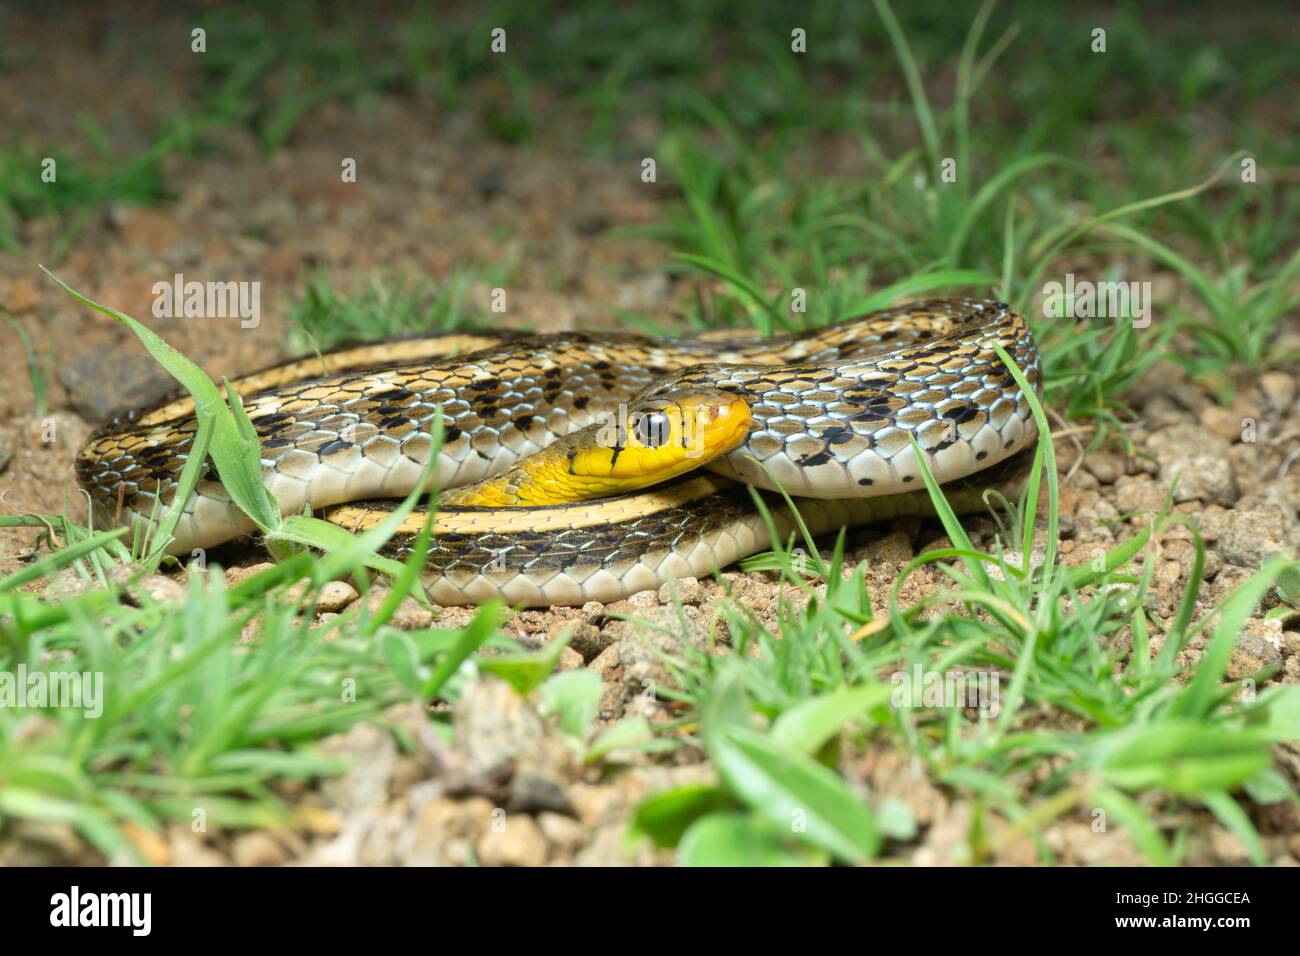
[76,298,1039,606]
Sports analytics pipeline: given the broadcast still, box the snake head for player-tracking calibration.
[438,389,751,508]
[584,388,752,482]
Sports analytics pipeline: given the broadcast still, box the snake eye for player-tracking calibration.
[631,410,672,448]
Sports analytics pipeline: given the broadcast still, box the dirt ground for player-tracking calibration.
[2,8,1299,867]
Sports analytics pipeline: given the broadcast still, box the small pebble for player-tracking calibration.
[476,815,549,867]
[1083,451,1125,484]
[1259,371,1296,413]
[316,580,359,612]
[230,831,291,868]
[657,576,703,605]
[626,589,658,608]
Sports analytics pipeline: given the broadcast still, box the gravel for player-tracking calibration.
[57,350,176,424]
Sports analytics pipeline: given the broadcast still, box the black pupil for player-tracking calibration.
[634,412,670,447]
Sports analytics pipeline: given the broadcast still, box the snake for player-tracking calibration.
[75,297,1040,606]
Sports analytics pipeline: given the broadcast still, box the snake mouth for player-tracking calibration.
[678,390,753,459]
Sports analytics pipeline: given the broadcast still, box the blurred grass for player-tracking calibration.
[5,1,1294,402]
[285,265,511,353]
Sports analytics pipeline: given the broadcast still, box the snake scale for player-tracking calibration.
[75,298,1040,606]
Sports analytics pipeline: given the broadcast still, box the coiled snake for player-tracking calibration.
[76,298,1039,606]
